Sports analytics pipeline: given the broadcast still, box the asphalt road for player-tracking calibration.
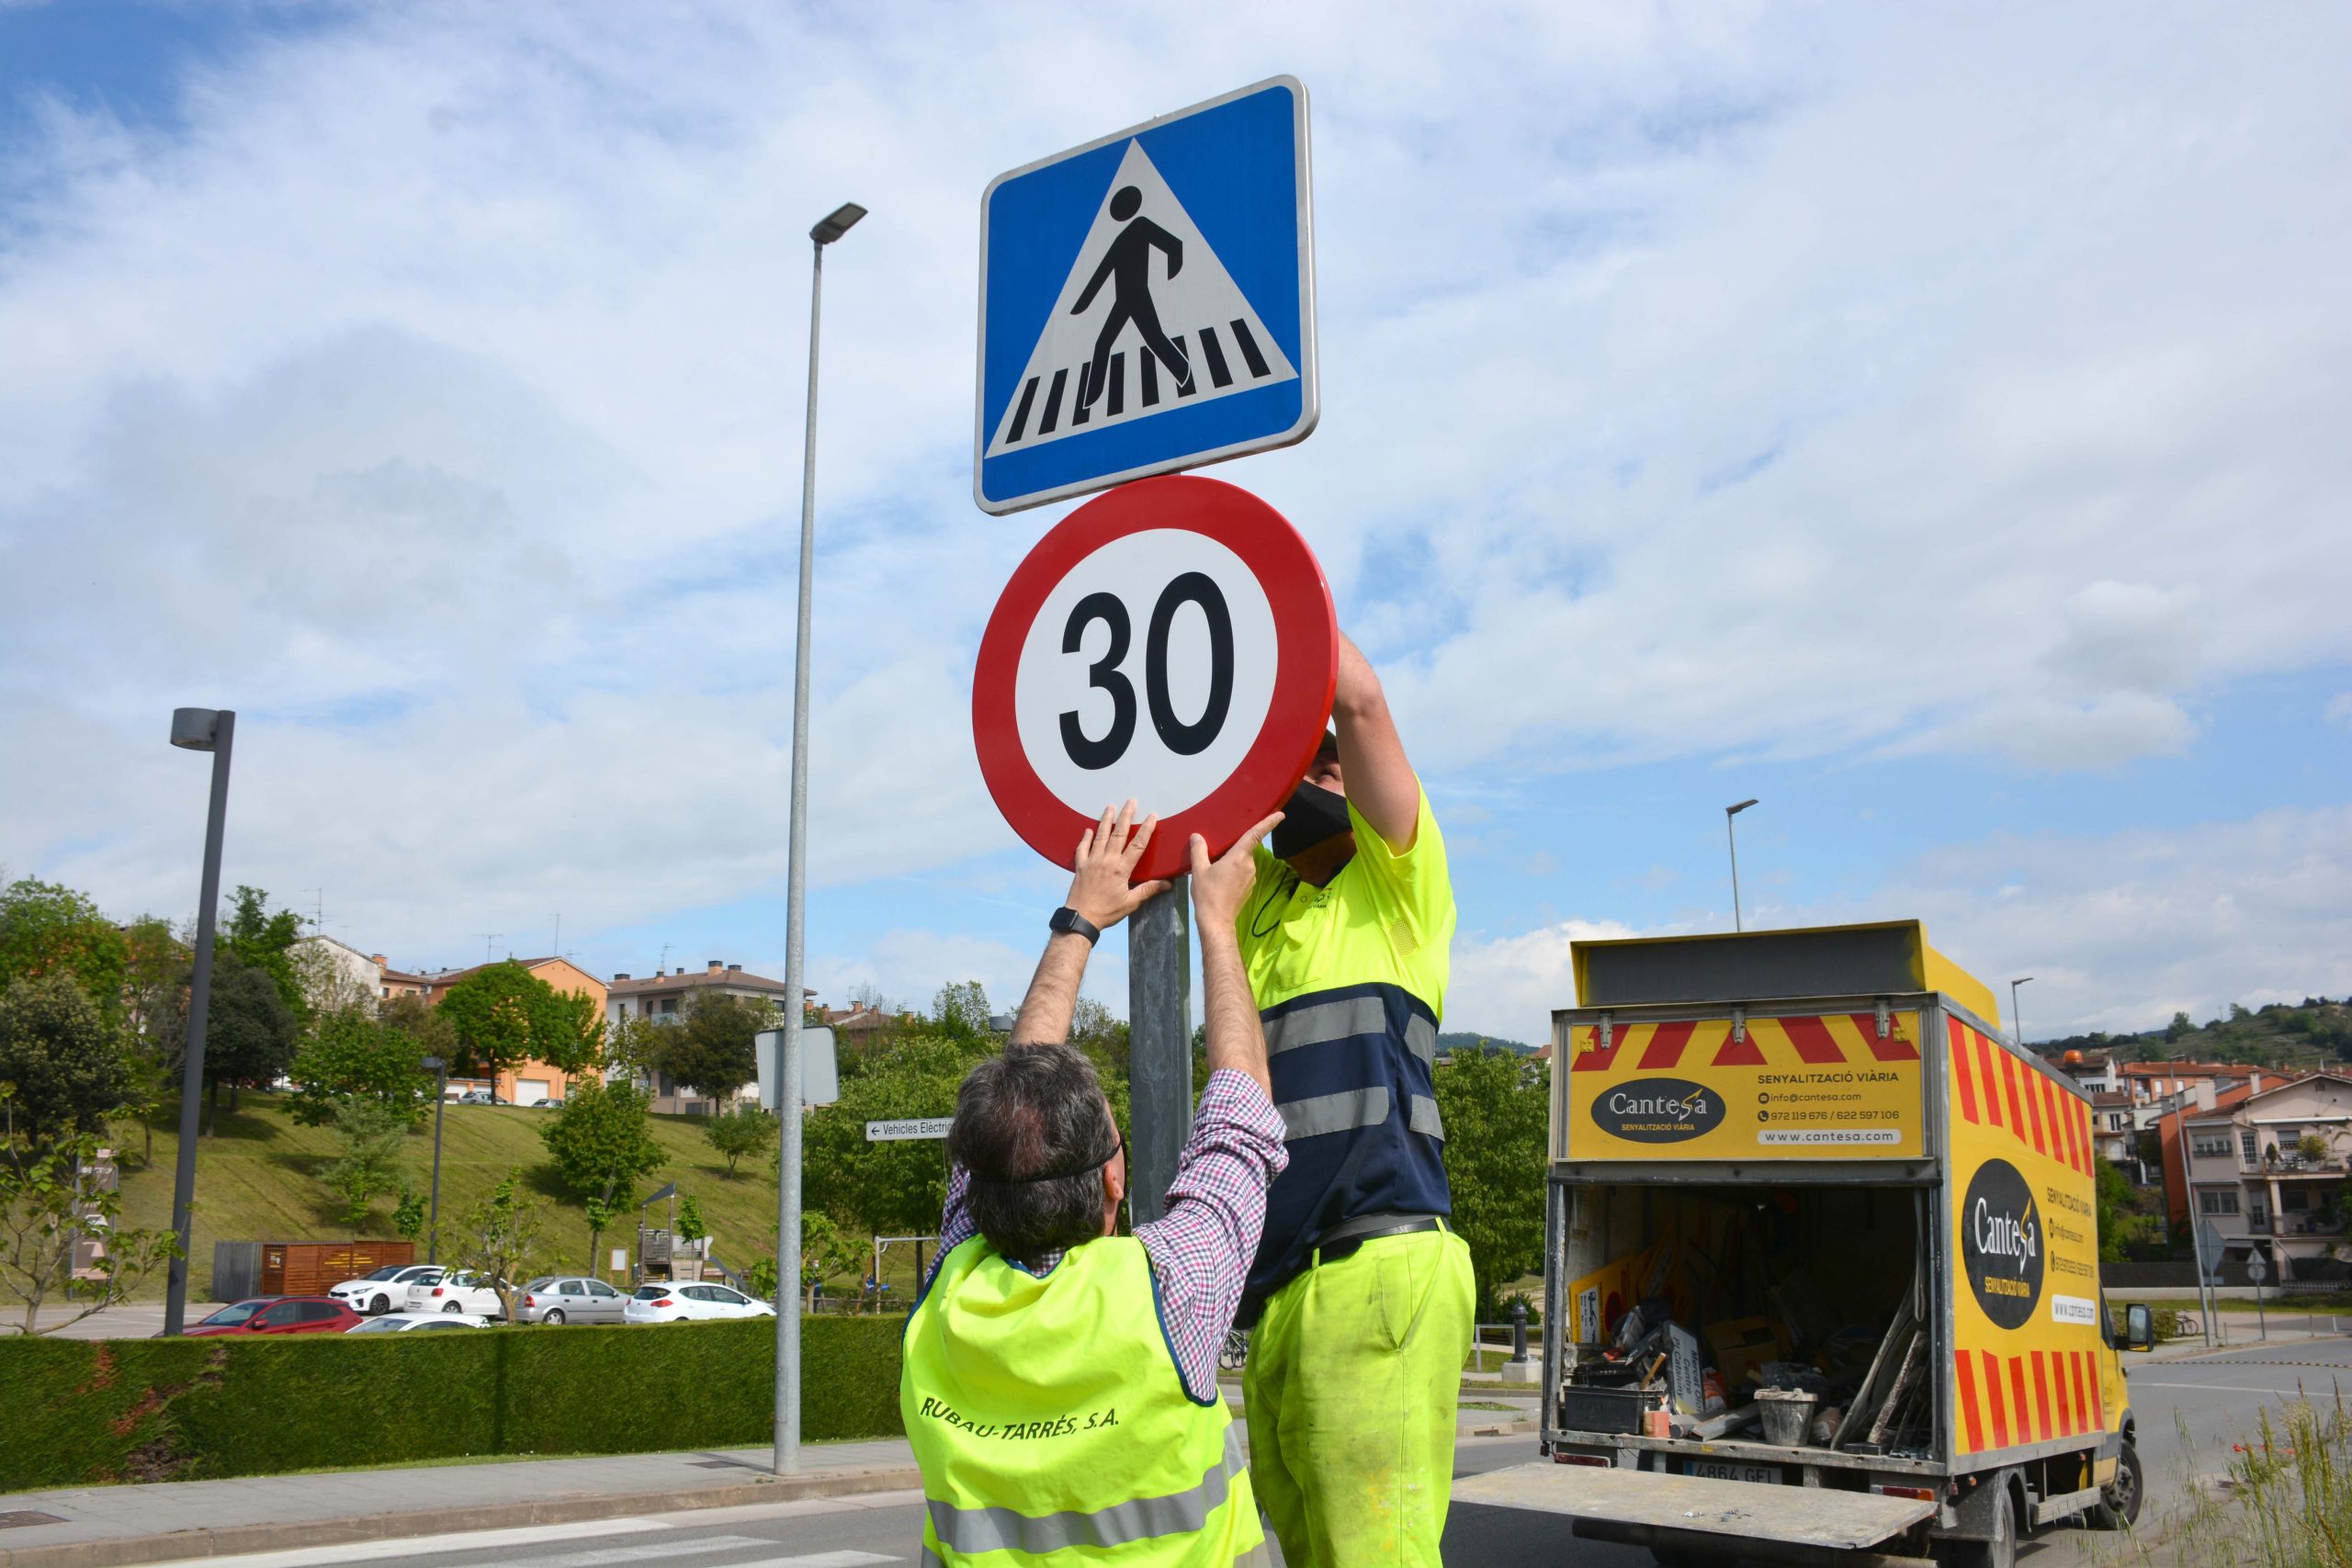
[171,1346,2352,1568]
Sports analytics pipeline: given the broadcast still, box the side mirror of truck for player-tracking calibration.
[2123,1302,2154,1351]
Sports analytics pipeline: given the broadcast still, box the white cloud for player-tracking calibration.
[0,3,2344,991]
[1449,806,2352,1047]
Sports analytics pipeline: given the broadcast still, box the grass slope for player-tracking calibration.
[110,1092,817,1299]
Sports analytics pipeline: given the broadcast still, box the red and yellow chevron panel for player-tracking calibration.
[1946,1017,2117,1457]
[1562,1011,1924,1160]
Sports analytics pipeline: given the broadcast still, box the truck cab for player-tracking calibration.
[1455,921,2150,1568]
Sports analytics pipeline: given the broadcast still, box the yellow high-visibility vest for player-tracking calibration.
[901,1235,1261,1565]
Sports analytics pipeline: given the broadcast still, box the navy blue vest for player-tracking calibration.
[1241,979,1451,1320]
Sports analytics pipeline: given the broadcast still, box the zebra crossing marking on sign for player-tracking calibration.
[976,78,1316,515]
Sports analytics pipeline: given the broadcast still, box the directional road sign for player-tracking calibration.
[2247,1251,2270,1284]
[866,1118,955,1142]
[976,77,1316,515]
[755,1025,838,1111]
[973,474,1336,883]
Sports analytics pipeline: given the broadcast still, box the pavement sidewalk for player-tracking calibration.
[0,1395,1538,1568]
[0,1441,918,1568]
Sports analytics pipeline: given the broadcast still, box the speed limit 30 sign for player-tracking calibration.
[973,475,1336,883]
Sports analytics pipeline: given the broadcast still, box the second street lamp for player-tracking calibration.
[776,197,865,1481]
[162,707,235,1337]
[420,1055,450,1262]
[1725,799,1758,932]
[2011,976,2034,1049]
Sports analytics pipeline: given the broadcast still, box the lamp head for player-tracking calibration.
[421,1055,445,1073]
[810,202,867,245]
[2014,976,2034,987]
[170,708,223,751]
[1726,798,1758,817]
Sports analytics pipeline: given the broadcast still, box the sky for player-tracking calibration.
[1,2,2346,1047]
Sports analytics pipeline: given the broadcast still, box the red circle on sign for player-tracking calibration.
[973,475,1337,885]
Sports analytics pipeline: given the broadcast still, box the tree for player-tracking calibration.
[805,1032,991,1239]
[537,1077,664,1206]
[0,1117,179,1336]
[322,1098,410,1225]
[168,953,300,1127]
[800,1210,861,1308]
[2165,1011,2194,1043]
[605,1015,668,1083]
[582,1194,616,1274]
[287,1003,433,1128]
[436,962,598,1083]
[222,887,307,1021]
[676,1193,708,1250]
[654,990,770,1101]
[1432,1047,1549,1320]
[0,880,129,1027]
[0,975,128,1148]
[704,1102,776,1177]
[2095,1158,2161,1262]
[391,1187,427,1245]
[453,1167,547,1321]
[931,981,994,1041]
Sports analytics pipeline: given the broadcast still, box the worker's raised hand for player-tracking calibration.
[1190,812,1282,930]
[1066,800,1171,931]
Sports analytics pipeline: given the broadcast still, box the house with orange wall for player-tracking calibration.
[416,955,607,1107]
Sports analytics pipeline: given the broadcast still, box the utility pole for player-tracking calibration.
[477,933,503,964]
[163,707,235,1337]
[1724,799,1758,932]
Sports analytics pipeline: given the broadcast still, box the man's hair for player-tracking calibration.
[948,1044,1116,1265]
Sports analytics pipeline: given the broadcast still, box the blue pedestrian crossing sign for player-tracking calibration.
[976,77,1317,515]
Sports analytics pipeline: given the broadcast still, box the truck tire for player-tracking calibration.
[1939,1484,2017,1568]
[2086,1441,2143,1529]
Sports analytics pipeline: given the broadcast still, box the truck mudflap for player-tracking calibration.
[1453,1464,1936,1563]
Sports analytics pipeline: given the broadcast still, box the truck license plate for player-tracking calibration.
[1688,1461,1781,1485]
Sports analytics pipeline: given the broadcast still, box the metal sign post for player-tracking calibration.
[1127,881,1192,1224]
[2249,1248,2269,1340]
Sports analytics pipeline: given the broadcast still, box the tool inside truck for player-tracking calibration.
[1559,1180,1936,1461]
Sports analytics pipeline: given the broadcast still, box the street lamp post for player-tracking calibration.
[420,1055,449,1262]
[1724,799,1758,932]
[776,199,865,1480]
[2011,976,2034,1048]
[162,707,234,1337]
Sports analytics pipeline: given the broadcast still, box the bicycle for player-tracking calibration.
[1218,1327,1250,1373]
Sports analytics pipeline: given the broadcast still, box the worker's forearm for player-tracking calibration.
[1198,926,1270,1096]
[1009,932,1091,1045]
[1329,631,1421,850]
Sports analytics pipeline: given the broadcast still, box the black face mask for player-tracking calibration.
[1271,781,1352,861]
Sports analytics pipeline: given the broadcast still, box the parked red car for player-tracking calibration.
[184,1297,365,1336]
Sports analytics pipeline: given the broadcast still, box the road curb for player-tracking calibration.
[0,1466,922,1568]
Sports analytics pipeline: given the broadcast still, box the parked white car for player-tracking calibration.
[624,1282,776,1324]
[345,1311,493,1333]
[404,1269,508,1317]
[328,1265,443,1317]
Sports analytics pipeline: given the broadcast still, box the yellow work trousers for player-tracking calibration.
[1242,1226,1475,1568]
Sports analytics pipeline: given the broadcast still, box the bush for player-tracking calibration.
[0,1314,904,1489]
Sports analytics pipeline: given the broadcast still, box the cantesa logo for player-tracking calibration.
[1962,1157,2044,1330]
[1591,1078,1724,1144]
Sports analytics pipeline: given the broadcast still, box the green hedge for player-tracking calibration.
[3,1315,904,1490]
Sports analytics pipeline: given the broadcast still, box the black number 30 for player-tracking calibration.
[1058,573,1235,771]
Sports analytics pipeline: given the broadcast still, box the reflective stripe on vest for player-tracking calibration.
[927,1426,1248,1554]
[1246,980,1452,1310]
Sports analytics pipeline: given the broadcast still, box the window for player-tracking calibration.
[2284,1188,2311,1213]
[2244,1131,2261,1165]
[301,1303,341,1322]
[588,1281,619,1299]
[2200,1190,2241,1215]
[2192,1135,2232,1159]
[561,1280,585,1296]
[263,1303,304,1325]
[711,1287,747,1305]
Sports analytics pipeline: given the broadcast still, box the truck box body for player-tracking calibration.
[1464,921,2139,1562]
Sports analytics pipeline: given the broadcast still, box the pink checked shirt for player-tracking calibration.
[925,1067,1289,1403]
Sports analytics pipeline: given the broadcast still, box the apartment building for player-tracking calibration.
[606,960,810,1115]
[2177,1072,2352,1280]
[414,956,608,1107]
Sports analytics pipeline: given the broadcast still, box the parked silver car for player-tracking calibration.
[515,1275,628,1325]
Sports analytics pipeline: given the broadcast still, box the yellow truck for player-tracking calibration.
[1455,921,2154,1568]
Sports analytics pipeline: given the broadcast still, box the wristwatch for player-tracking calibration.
[1049,907,1102,946]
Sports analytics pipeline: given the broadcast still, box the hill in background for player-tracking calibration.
[2036,998,2352,1073]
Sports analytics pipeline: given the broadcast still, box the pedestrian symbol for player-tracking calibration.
[986,141,1298,462]
[977,77,1316,514]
